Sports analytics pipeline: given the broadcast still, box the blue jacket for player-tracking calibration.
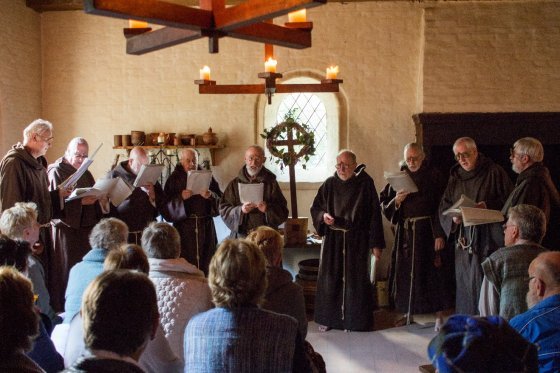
[184,306,310,372]
[510,294,560,373]
[63,248,107,323]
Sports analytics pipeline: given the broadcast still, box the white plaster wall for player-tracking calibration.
[0,0,42,151]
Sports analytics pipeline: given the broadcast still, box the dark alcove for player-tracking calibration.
[412,112,560,187]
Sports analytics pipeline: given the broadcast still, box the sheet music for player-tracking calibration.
[186,170,213,195]
[238,183,264,204]
[59,143,103,189]
[133,164,164,187]
[64,177,132,207]
[383,170,418,193]
[442,194,477,216]
[461,206,505,227]
[109,177,133,206]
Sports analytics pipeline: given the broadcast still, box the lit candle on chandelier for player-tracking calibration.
[128,20,148,28]
[326,65,339,80]
[199,66,211,80]
[264,57,277,73]
[288,9,307,23]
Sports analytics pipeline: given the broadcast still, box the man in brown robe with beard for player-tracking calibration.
[220,145,288,238]
[439,137,513,315]
[0,119,70,311]
[162,148,222,275]
[311,149,385,332]
[501,137,560,249]
[380,143,453,331]
[48,137,103,310]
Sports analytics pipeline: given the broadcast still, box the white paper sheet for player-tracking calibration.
[186,170,213,195]
[383,170,418,193]
[133,164,164,187]
[238,183,264,204]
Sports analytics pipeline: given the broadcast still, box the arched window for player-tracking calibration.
[262,75,341,183]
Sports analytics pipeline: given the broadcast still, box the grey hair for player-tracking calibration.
[141,222,181,259]
[453,137,477,153]
[65,137,89,159]
[247,145,265,157]
[23,119,53,142]
[179,148,199,161]
[508,204,547,244]
[0,202,38,241]
[513,137,544,163]
[337,149,356,164]
[89,218,129,251]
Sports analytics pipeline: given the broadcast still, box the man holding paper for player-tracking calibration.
[220,145,288,238]
[0,119,71,311]
[106,146,164,243]
[380,143,453,331]
[439,137,513,315]
[162,148,222,274]
[47,137,103,311]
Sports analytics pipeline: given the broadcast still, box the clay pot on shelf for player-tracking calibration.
[166,133,176,145]
[131,131,145,146]
[202,127,218,145]
[148,133,159,145]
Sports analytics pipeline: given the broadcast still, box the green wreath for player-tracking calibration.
[260,109,316,169]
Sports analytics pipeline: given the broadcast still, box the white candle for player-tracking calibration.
[264,57,277,73]
[199,66,211,80]
[128,20,148,28]
[288,9,307,23]
[326,66,339,80]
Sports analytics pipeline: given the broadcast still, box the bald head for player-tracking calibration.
[533,252,560,293]
[128,147,149,175]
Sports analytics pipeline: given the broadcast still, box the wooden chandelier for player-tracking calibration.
[84,0,327,55]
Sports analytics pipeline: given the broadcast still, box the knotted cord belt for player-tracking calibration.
[329,225,350,321]
[403,215,431,325]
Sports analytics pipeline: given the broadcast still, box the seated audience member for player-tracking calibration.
[0,266,43,373]
[0,235,64,373]
[428,315,538,372]
[184,239,310,372]
[246,226,307,338]
[64,217,128,323]
[141,222,212,360]
[64,270,159,372]
[510,251,560,372]
[0,201,60,327]
[479,204,548,320]
[57,244,183,373]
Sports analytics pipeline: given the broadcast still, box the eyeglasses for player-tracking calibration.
[528,276,535,283]
[510,147,525,159]
[246,156,263,162]
[335,162,355,170]
[455,152,472,161]
[502,223,517,231]
[406,156,421,163]
[36,134,54,143]
[73,153,88,159]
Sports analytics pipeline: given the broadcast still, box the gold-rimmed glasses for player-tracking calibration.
[454,152,471,161]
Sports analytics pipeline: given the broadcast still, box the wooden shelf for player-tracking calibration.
[112,144,224,150]
[112,144,225,166]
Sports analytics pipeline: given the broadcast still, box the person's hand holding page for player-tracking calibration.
[257,201,267,213]
[201,190,211,199]
[182,189,193,200]
[141,182,155,202]
[395,189,410,208]
[81,196,98,206]
[242,202,256,213]
[475,201,487,209]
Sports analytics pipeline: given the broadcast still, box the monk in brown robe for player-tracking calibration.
[48,137,102,310]
[0,119,70,311]
[162,148,222,275]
